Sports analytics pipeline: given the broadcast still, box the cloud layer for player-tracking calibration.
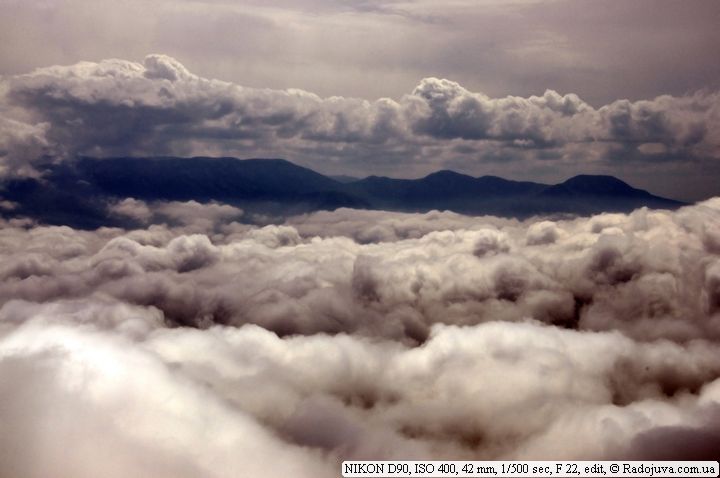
[3,1,719,106]
[1,54,719,199]
[2,200,720,475]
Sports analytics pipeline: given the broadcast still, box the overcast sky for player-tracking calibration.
[1,0,719,200]
[2,4,720,469]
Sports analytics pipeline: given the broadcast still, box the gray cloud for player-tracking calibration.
[2,199,720,475]
[110,198,245,234]
[0,116,51,176]
[1,3,719,467]
[3,1,718,105]
[4,198,720,342]
[1,55,719,199]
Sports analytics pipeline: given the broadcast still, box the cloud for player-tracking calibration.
[408,77,720,153]
[1,55,719,199]
[0,313,336,478]
[4,200,720,341]
[1,200,720,473]
[110,198,245,233]
[4,0,719,105]
[1,305,720,476]
[109,198,153,222]
[0,116,51,176]
[3,55,407,158]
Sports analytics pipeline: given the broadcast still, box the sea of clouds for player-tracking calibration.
[1,198,720,477]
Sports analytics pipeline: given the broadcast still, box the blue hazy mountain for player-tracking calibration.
[0,157,685,228]
[347,170,549,214]
[73,156,349,200]
[530,175,684,215]
[329,175,361,184]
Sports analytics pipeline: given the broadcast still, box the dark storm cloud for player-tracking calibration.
[1,54,719,199]
[2,200,720,476]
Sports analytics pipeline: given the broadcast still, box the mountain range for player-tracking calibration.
[0,156,685,228]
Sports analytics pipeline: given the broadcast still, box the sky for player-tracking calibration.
[2,2,720,473]
[1,0,719,200]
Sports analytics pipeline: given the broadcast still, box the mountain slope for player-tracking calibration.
[348,170,548,213]
[0,156,686,228]
[533,175,684,215]
[74,156,345,200]
[542,175,655,198]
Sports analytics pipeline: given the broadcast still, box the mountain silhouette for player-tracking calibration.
[0,156,685,228]
[532,174,681,215]
[347,170,548,214]
[73,156,347,200]
[542,175,653,197]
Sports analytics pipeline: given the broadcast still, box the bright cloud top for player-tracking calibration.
[1,200,720,476]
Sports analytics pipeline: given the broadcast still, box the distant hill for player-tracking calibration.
[347,171,548,214]
[531,175,682,215]
[73,156,347,200]
[329,175,361,184]
[0,156,686,228]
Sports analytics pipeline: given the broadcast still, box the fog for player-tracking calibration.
[1,201,720,476]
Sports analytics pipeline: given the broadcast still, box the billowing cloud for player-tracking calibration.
[409,77,720,152]
[1,3,719,471]
[2,55,408,160]
[4,199,720,340]
[1,199,720,475]
[0,116,51,176]
[110,198,245,234]
[1,55,719,199]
